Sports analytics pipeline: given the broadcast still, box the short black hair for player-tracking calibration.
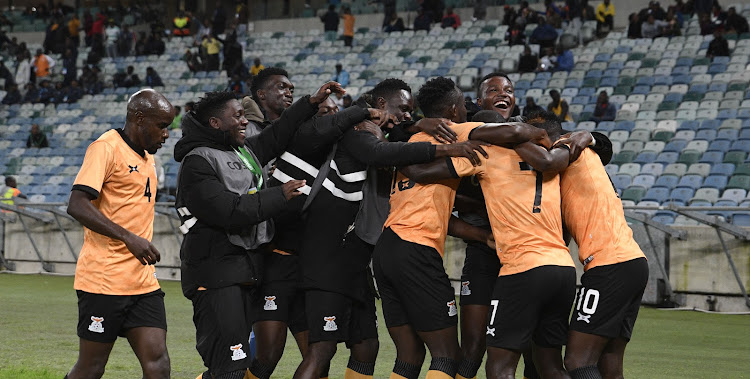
[371,78,411,103]
[5,176,15,186]
[250,67,289,100]
[477,72,512,95]
[524,110,563,140]
[193,91,238,126]
[472,109,506,123]
[416,76,461,118]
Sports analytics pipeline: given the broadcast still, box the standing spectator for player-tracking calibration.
[581,0,597,20]
[331,63,350,87]
[505,22,526,45]
[145,67,164,87]
[383,12,405,32]
[321,5,339,42]
[44,17,68,54]
[424,0,445,23]
[145,34,165,56]
[341,6,355,47]
[249,58,264,76]
[212,5,227,35]
[441,7,462,29]
[414,7,432,31]
[523,96,544,116]
[641,14,668,38]
[185,50,203,72]
[473,0,487,21]
[381,0,397,26]
[104,19,121,58]
[725,7,749,34]
[530,17,558,48]
[201,35,221,71]
[589,91,616,123]
[502,5,518,26]
[221,33,243,77]
[1,177,27,207]
[62,49,77,86]
[68,14,81,46]
[0,60,15,90]
[235,1,249,37]
[173,11,191,37]
[628,12,642,38]
[555,45,574,72]
[83,10,94,46]
[548,89,572,121]
[518,45,539,73]
[118,25,136,57]
[706,29,730,58]
[2,84,22,105]
[33,49,54,80]
[26,124,50,148]
[596,0,615,35]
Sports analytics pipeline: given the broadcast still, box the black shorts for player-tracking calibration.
[306,288,378,348]
[486,265,576,351]
[254,252,307,335]
[76,289,166,343]
[192,285,255,376]
[460,242,501,306]
[373,228,458,332]
[570,257,649,341]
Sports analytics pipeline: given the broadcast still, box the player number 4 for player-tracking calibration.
[144,177,152,202]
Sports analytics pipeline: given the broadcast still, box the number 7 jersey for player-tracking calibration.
[451,145,574,276]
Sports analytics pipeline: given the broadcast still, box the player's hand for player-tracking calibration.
[355,120,387,142]
[525,124,553,149]
[485,233,496,251]
[125,234,161,265]
[310,81,345,104]
[367,108,398,129]
[438,140,489,166]
[281,179,306,200]
[555,131,592,161]
[415,118,457,144]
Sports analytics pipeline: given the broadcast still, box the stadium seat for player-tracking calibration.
[699,151,725,164]
[677,150,701,165]
[612,174,632,190]
[687,163,711,177]
[622,187,646,202]
[677,174,703,190]
[670,188,695,203]
[724,151,747,165]
[643,187,670,203]
[721,188,747,202]
[727,175,750,190]
[618,163,641,177]
[703,175,729,190]
[632,175,656,189]
[663,163,688,177]
[692,188,720,204]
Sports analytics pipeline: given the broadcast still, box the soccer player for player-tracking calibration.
[65,89,175,379]
[560,131,648,379]
[373,77,550,379]
[174,85,337,379]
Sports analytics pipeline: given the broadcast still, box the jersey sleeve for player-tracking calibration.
[449,155,486,178]
[73,140,115,198]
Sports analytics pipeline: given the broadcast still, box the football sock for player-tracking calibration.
[345,357,375,378]
[426,357,457,378]
[456,358,482,379]
[391,359,421,379]
[569,365,602,379]
[248,359,274,379]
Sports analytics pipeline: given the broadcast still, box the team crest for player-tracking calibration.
[323,316,338,331]
[230,343,247,361]
[264,296,278,311]
[88,316,104,333]
[460,281,471,296]
[447,300,458,317]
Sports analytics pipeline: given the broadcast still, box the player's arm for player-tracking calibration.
[515,142,570,172]
[454,193,486,215]
[403,118,458,144]
[288,105,373,156]
[448,215,495,250]
[469,122,552,149]
[68,189,160,265]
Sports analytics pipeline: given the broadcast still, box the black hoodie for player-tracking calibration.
[174,95,317,299]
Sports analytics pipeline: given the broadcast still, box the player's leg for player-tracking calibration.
[417,326,461,378]
[345,280,379,379]
[387,324,426,378]
[67,339,116,379]
[597,338,627,379]
[293,340,338,379]
[250,321,289,378]
[486,347,522,379]
[522,350,540,379]
[122,289,170,379]
[563,331,609,378]
[532,266,577,379]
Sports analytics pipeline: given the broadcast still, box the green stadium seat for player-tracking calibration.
[678,150,701,165]
[727,175,750,191]
[612,151,636,165]
[724,151,747,165]
[622,187,646,202]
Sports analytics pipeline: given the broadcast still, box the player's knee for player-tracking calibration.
[353,338,379,361]
[461,337,486,361]
[143,351,170,379]
[564,351,597,371]
[598,365,623,379]
[309,341,338,362]
[256,342,285,365]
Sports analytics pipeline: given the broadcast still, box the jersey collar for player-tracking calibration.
[116,128,146,158]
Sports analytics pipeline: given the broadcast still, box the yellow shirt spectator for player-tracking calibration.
[596,2,615,23]
[202,37,221,55]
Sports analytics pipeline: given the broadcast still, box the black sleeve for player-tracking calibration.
[340,129,436,167]
[245,95,318,165]
[25,136,31,148]
[388,120,418,142]
[590,131,613,166]
[41,134,49,148]
[179,155,288,231]
[291,105,370,156]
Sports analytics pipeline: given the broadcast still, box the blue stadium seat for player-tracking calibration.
[664,92,683,103]
[664,140,688,152]
[579,87,596,97]
[703,175,728,190]
[612,174,632,190]
[689,83,708,93]
[699,119,721,130]
[634,151,657,164]
[678,120,700,131]
[651,214,675,224]
[673,75,692,85]
[643,187,670,203]
[632,174,656,189]
[708,64,727,74]
[614,121,635,131]
[717,109,738,119]
[632,85,650,95]
[654,175,679,189]
[707,140,731,152]
[709,83,727,92]
[695,130,716,141]
[670,188,695,203]
[732,213,750,226]
[709,199,738,219]
[710,163,735,176]
[597,121,616,132]
[636,76,655,86]
[699,151,724,164]
[676,57,693,66]
[677,174,704,190]
[655,152,679,164]
[716,129,739,141]
[730,140,750,152]
[654,76,673,86]
[740,128,750,140]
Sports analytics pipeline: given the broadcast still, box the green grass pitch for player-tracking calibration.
[1,274,749,378]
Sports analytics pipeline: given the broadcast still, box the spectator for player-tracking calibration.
[628,13,642,38]
[212,4,227,35]
[596,0,615,35]
[505,23,526,45]
[250,58,264,76]
[201,35,221,71]
[83,10,94,46]
[0,60,15,90]
[2,84,22,105]
[539,47,555,71]
[548,89,572,121]
[134,32,148,55]
[22,83,39,103]
[235,2,249,37]
[117,24,136,57]
[170,106,183,129]
[502,5,518,26]
[381,0,397,26]
[473,0,487,21]
[581,0,597,21]
[523,96,544,117]
[184,101,195,114]
[61,79,84,103]
[341,6,355,47]
[641,14,668,38]
[321,5,339,42]
[220,33,244,77]
[104,19,121,58]
[26,124,50,148]
[182,49,202,73]
[227,73,246,95]
[145,34,165,56]
[33,49,54,80]
[726,7,749,34]
[44,17,68,54]
[710,3,727,27]
[423,0,445,23]
[662,10,682,36]
[556,45,574,72]
[37,80,54,104]
[414,7,432,31]
[68,14,81,47]
[518,45,539,73]
[173,11,191,37]
[1,177,27,207]
[331,63,350,87]
[196,18,212,40]
[145,67,164,87]
[706,29,730,58]
[383,12,405,32]
[115,65,141,88]
[62,49,77,86]
[530,17,558,49]
[441,7,462,29]
[79,66,102,94]
[342,94,353,108]
[590,91,616,123]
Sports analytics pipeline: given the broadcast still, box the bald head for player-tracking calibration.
[126,89,174,122]
[124,89,175,154]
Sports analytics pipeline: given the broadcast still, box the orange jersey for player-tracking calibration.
[73,129,160,295]
[561,148,645,270]
[384,122,484,256]
[452,146,573,276]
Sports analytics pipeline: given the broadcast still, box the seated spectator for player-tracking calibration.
[441,7,461,29]
[699,13,716,36]
[173,11,191,37]
[117,24,136,57]
[706,29,730,58]
[49,82,66,104]
[555,45,574,72]
[184,49,203,72]
[538,47,556,71]
[79,66,102,94]
[590,91,616,123]
[145,33,165,55]
[725,7,749,35]
[523,96,544,116]
[710,3,727,27]
[331,63,349,87]
[115,65,141,88]
[61,79,84,103]
[641,14,668,38]
[145,67,164,87]
[227,74,246,95]
[37,80,54,103]
[2,84,22,105]
[250,58,264,76]
[530,17,558,49]
[505,24,526,46]
[383,12,405,33]
[26,123,49,148]
[518,45,539,73]
[170,105,182,130]
[414,7,432,31]
[596,0,615,35]
[662,11,681,36]
[628,13,642,38]
[23,83,39,103]
[548,89,572,121]
[0,60,15,90]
